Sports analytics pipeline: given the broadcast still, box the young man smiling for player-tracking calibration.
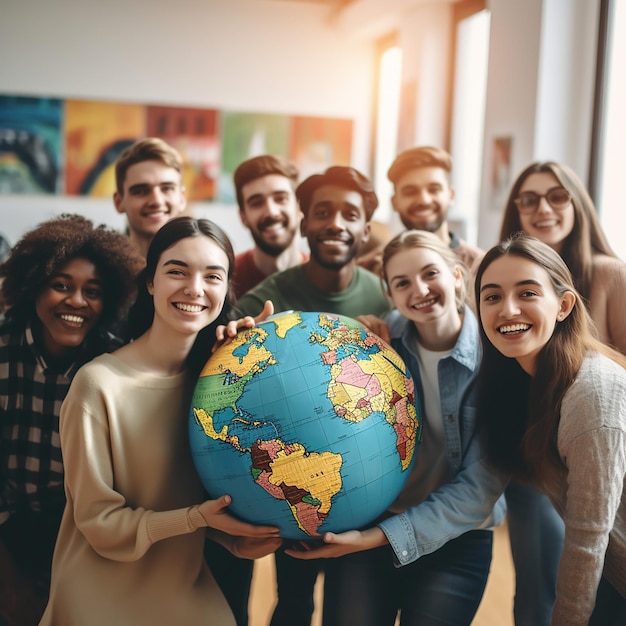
[113,138,188,259]
[237,165,389,319]
[231,155,307,299]
[236,165,390,626]
[387,146,483,270]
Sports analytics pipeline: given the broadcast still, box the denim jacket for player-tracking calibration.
[378,306,507,566]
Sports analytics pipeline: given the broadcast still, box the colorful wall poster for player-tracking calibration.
[146,105,219,202]
[65,100,145,197]
[219,112,290,203]
[0,95,63,194]
[289,116,353,180]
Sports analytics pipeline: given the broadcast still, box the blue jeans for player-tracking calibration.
[505,481,564,626]
[322,529,493,626]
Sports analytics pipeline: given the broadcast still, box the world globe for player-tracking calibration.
[189,310,421,540]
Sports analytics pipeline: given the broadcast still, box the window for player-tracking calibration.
[373,38,402,223]
[593,0,626,259]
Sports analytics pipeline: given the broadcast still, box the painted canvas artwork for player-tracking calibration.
[0,95,63,194]
[289,116,352,181]
[1,93,354,206]
[65,99,145,197]
[146,106,219,202]
[219,112,290,203]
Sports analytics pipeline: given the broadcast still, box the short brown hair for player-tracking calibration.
[233,155,299,210]
[115,137,183,194]
[387,146,452,185]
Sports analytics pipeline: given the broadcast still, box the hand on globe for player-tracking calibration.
[197,495,281,538]
[212,300,275,352]
[284,526,388,559]
[356,314,391,344]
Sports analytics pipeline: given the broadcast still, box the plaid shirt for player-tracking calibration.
[0,321,119,523]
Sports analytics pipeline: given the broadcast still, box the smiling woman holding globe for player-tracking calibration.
[288,230,507,626]
[39,217,281,626]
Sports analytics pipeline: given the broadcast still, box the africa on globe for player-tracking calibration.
[189,310,420,540]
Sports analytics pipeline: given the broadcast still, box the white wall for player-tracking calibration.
[0,0,605,255]
[0,0,376,251]
[477,0,600,249]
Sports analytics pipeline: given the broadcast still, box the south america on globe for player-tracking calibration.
[189,310,421,540]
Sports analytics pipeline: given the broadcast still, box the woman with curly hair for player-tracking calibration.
[39,216,280,626]
[0,213,143,626]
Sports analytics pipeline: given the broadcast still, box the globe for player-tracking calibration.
[189,310,421,540]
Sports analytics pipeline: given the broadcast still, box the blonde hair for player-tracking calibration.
[382,230,467,312]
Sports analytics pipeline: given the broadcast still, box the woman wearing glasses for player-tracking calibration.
[500,161,626,354]
[498,161,626,626]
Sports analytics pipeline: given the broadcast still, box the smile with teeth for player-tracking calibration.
[261,220,286,231]
[60,314,86,324]
[175,303,206,313]
[534,219,558,227]
[144,209,169,218]
[320,238,350,249]
[412,297,437,310]
[499,323,530,334]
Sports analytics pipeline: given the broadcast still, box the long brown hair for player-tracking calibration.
[474,234,626,480]
[499,161,616,303]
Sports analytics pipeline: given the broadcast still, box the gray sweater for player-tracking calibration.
[540,352,626,625]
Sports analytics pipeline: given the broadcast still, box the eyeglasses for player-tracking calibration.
[513,188,572,214]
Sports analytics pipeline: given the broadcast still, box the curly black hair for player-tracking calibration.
[0,213,143,333]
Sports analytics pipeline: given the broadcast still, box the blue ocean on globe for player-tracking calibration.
[189,310,421,540]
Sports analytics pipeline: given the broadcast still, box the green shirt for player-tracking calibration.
[236,265,390,319]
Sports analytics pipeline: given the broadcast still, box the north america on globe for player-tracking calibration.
[190,311,420,539]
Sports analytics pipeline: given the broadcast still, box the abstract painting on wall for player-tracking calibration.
[1,93,354,206]
[219,112,290,203]
[146,105,219,202]
[289,115,352,181]
[65,99,146,197]
[0,95,63,194]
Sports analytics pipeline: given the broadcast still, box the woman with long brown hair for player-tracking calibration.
[475,234,626,625]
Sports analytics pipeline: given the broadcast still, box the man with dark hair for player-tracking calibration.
[237,166,386,318]
[113,138,187,258]
[231,155,307,299]
[206,155,307,626]
[387,146,483,269]
[236,166,390,626]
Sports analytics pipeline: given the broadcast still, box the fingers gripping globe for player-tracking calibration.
[189,311,421,540]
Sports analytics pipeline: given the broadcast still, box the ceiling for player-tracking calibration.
[266,0,459,34]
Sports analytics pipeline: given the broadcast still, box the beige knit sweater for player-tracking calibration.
[40,354,236,626]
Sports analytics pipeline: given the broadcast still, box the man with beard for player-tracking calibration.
[207,157,305,626]
[388,146,483,269]
[231,155,307,299]
[236,166,390,626]
[236,165,389,320]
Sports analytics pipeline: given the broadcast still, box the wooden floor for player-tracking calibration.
[249,522,515,626]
